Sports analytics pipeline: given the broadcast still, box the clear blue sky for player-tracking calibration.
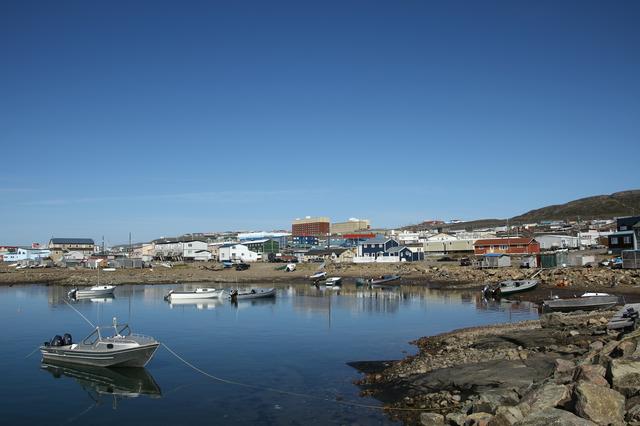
[1,0,639,245]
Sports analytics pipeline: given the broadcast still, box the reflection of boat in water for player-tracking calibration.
[40,318,160,368]
[169,299,223,310]
[69,294,115,303]
[41,362,161,399]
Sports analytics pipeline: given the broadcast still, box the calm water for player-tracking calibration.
[0,283,538,425]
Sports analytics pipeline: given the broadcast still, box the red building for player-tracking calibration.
[474,238,540,255]
[292,217,330,236]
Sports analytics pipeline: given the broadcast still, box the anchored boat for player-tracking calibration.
[322,277,342,288]
[68,285,116,299]
[309,271,327,281]
[40,318,160,368]
[164,288,224,301]
[229,287,276,300]
[369,275,401,288]
[482,279,539,298]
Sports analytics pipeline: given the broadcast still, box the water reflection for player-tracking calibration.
[41,363,161,405]
[168,299,223,310]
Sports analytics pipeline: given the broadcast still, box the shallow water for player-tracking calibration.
[0,283,538,425]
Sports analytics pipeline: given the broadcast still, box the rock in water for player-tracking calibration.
[517,408,597,425]
[574,381,625,425]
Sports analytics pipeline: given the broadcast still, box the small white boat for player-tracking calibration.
[285,263,296,272]
[69,285,116,299]
[323,277,342,288]
[102,268,116,272]
[164,288,224,301]
[309,271,327,281]
[229,288,276,300]
[483,279,538,298]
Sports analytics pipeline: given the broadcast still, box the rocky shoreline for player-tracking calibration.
[353,308,640,425]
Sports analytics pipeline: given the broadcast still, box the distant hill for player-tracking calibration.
[511,190,640,223]
[399,190,640,231]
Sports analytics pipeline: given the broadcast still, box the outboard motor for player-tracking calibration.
[62,333,72,346]
[50,335,63,347]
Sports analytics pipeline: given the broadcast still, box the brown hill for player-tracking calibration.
[511,190,640,223]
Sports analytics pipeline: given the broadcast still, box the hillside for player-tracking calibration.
[511,190,640,223]
[399,190,640,231]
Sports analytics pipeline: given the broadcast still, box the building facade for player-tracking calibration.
[292,217,330,236]
[357,236,399,258]
[218,244,259,262]
[48,238,95,261]
[330,219,370,235]
[474,238,540,255]
[608,216,640,253]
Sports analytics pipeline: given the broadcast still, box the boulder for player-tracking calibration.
[522,383,571,412]
[445,412,466,426]
[554,358,575,375]
[612,340,637,358]
[420,412,445,425]
[574,381,625,425]
[573,364,609,387]
[465,411,493,425]
[472,389,519,414]
[487,406,524,425]
[516,407,596,425]
[608,358,640,397]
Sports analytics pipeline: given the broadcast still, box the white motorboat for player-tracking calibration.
[309,271,327,281]
[68,285,116,299]
[482,279,538,298]
[323,277,342,288]
[164,288,224,301]
[40,318,160,368]
[229,287,276,300]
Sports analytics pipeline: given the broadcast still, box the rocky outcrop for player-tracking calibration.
[355,310,640,425]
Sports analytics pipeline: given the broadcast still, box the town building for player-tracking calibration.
[154,239,210,261]
[357,236,399,258]
[242,239,279,255]
[608,216,640,253]
[424,239,475,254]
[473,238,540,255]
[238,231,290,249]
[292,216,330,237]
[385,246,425,262]
[218,244,259,263]
[479,253,511,268]
[330,218,370,235]
[291,235,319,247]
[535,235,579,250]
[48,238,96,261]
[1,247,51,262]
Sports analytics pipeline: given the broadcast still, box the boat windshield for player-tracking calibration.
[82,323,132,345]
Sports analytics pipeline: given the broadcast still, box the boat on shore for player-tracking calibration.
[40,318,160,368]
[542,293,620,313]
[229,287,276,301]
[309,271,327,281]
[68,285,116,299]
[369,275,401,288]
[482,279,538,298]
[164,288,224,301]
[322,277,342,288]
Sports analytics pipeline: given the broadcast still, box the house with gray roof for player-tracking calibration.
[357,236,399,258]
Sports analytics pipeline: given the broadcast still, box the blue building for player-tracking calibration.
[385,246,425,262]
[292,235,319,247]
[357,236,399,258]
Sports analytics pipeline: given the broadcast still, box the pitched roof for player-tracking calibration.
[50,238,94,245]
[360,236,395,245]
[474,238,535,246]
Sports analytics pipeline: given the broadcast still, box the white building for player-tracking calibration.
[577,230,603,247]
[536,235,579,250]
[218,244,259,263]
[154,240,210,261]
[1,248,51,262]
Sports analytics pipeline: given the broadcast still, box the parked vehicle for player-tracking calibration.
[459,257,471,266]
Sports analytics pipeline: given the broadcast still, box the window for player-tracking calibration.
[624,236,632,244]
[611,237,619,245]
[500,245,508,250]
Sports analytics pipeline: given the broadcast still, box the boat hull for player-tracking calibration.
[542,296,619,313]
[369,275,401,287]
[166,290,223,300]
[230,288,276,300]
[41,343,159,368]
[72,286,116,298]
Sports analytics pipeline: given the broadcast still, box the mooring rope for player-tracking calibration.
[63,299,96,328]
[24,345,41,359]
[161,343,438,413]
